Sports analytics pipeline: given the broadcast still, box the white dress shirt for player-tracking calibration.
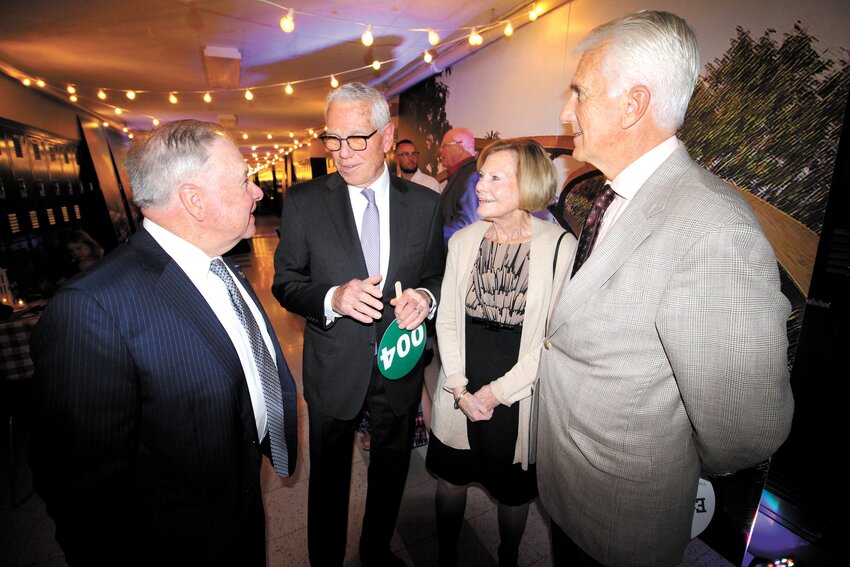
[596,136,681,246]
[410,169,441,194]
[144,218,274,440]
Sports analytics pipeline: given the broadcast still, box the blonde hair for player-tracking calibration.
[477,139,556,212]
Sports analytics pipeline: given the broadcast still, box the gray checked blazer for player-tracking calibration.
[536,145,794,567]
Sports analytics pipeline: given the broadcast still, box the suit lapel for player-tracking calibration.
[131,229,244,382]
[324,173,369,279]
[385,176,409,289]
[548,146,693,333]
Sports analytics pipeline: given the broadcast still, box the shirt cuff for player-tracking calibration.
[323,286,341,324]
[416,287,437,320]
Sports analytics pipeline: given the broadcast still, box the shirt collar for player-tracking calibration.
[143,218,220,288]
[346,163,390,199]
[609,136,680,200]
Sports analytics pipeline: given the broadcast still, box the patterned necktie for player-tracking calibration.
[360,188,380,276]
[571,184,616,277]
[209,258,288,476]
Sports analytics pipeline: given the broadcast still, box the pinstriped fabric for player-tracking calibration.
[210,258,288,476]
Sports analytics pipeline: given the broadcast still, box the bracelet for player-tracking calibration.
[453,388,468,410]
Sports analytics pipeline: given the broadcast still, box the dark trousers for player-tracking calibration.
[307,365,417,566]
[551,520,607,567]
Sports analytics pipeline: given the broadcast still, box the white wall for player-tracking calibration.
[440,0,849,138]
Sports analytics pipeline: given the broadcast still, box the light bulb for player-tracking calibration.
[308,128,314,135]
[102,121,109,127]
[69,94,78,102]
[469,27,483,46]
[280,8,295,33]
[36,79,45,88]
[122,127,129,133]
[330,74,339,88]
[274,144,279,149]
[372,60,381,70]
[361,24,373,47]
[424,50,433,63]
[428,28,440,46]
[114,107,122,115]
[169,93,178,104]
[66,84,76,94]
[242,133,249,140]
[152,118,160,126]
[504,21,514,36]
[98,89,107,100]
[529,5,539,21]
[128,133,134,139]
[126,90,136,100]
[285,83,293,95]
[267,133,273,140]
[289,131,294,138]
[22,78,32,86]
[251,145,257,151]
[203,91,212,103]
[245,88,254,101]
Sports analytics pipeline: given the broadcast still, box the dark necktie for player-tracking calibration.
[361,188,380,276]
[571,184,616,277]
[209,258,288,476]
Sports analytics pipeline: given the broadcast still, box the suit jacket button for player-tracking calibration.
[543,340,552,350]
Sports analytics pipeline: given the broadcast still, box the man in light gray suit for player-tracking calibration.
[536,11,794,567]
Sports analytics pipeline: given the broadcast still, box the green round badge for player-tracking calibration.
[377,320,427,380]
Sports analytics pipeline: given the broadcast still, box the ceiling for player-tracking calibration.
[0,0,552,162]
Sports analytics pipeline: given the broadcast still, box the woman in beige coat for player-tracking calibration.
[426,139,576,566]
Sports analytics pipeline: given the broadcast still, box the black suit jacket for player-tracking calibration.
[273,171,444,419]
[29,228,298,567]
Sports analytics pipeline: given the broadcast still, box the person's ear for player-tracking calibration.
[622,85,650,129]
[178,183,205,221]
[381,122,396,153]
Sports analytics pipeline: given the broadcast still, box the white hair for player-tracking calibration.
[325,82,390,130]
[126,119,227,208]
[577,10,700,131]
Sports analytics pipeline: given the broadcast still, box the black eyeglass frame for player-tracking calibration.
[319,129,379,152]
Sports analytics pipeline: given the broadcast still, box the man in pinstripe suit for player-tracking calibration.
[536,12,794,567]
[29,120,297,566]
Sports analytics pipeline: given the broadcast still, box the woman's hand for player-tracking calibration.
[472,384,500,414]
[454,387,494,422]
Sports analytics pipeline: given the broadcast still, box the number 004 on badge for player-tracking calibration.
[377,321,426,380]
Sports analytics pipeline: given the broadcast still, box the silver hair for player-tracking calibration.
[577,10,700,131]
[126,120,228,208]
[325,82,390,130]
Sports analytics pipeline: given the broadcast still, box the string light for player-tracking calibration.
[128,133,134,139]
[285,82,294,95]
[169,93,178,104]
[126,90,136,100]
[22,77,31,86]
[308,128,314,135]
[152,118,160,126]
[245,88,254,100]
[361,24,374,47]
[504,21,514,37]
[69,94,78,102]
[428,29,440,46]
[102,121,109,127]
[36,79,45,88]
[203,91,212,103]
[469,27,483,46]
[66,84,76,94]
[423,50,433,63]
[251,145,257,151]
[114,107,122,115]
[330,74,339,88]
[242,133,249,140]
[97,88,107,100]
[122,127,129,133]
[280,8,295,32]
[267,133,273,140]
[529,4,541,21]
[372,60,381,71]
[289,131,294,137]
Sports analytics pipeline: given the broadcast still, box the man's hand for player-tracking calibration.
[332,274,384,324]
[390,288,431,330]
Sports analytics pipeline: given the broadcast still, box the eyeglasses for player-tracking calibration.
[319,129,379,152]
[440,141,462,149]
[396,152,420,158]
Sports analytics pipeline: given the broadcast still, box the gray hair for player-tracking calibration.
[126,120,228,208]
[325,82,390,130]
[577,10,700,131]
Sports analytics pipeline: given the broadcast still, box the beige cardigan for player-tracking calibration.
[431,217,576,469]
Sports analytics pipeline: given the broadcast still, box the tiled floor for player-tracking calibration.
[1,215,733,567]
